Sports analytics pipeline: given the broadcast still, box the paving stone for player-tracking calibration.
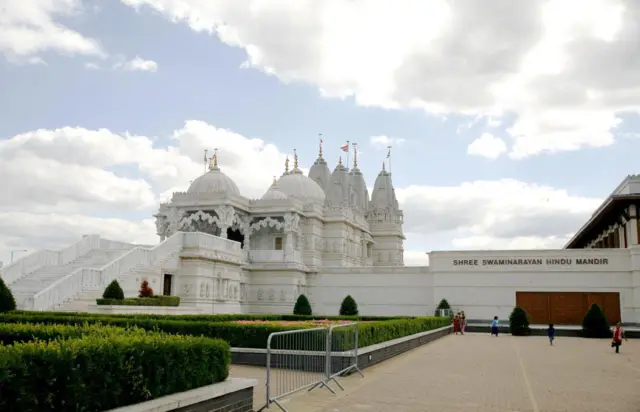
[233,333,640,412]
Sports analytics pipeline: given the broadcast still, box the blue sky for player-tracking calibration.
[0,0,638,265]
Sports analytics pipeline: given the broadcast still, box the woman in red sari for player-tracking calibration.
[453,314,461,335]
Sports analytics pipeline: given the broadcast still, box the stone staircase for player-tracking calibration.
[56,251,181,312]
[11,248,135,310]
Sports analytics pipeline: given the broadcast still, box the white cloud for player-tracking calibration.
[404,250,429,266]
[114,56,158,72]
[0,0,106,62]
[85,62,101,70]
[467,133,508,159]
[370,135,406,150]
[397,179,602,250]
[120,0,640,158]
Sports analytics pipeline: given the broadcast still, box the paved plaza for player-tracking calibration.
[231,333,640,412]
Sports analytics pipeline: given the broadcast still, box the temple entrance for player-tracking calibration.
[227,227,245,248]
[516,291,621,325]
[163,274,173,296]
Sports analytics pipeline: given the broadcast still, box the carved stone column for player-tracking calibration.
[283,213,300,261]
[214,205,235,239]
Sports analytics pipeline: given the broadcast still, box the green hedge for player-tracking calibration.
[0,313,449,349]
[0,322,131,345]
[96,296,181,306]
[0,328,230,411]
[8,310,411,323]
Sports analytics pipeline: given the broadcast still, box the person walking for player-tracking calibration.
[547,324,556,345]
[490,316,501,336]
[453,314,461,335]
[611,322,627,354]
[460,311,467,334]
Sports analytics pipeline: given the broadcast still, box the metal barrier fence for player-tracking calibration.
[260,322,364,411]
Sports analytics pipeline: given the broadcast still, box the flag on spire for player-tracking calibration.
[340,144,349,152]
[386,146,391,158]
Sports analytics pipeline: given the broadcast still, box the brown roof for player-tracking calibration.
[564,194,640,249]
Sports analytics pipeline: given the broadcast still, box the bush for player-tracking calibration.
[102,279,125,300]
[582,303,612,338]
[0,330,230,411]
[434,298,451,316]
[138,280,154,298]
[339,295,359,316]
[0,277,16,313]
[293,294,312,316]
[508,306,531,336]
[96,296,181,307]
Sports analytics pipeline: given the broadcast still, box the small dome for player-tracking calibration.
[187,165,241,195]
[276,169,325,203]
[262,188,288,200]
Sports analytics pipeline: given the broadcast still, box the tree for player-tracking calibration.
[582,303,612,338]
[293,294,312,316]
[0,277,16,313]
[339,295,359,316]
[509,306,531,336]
[435,298,451,316]
[138,280,154,298]
[102,280,125,300]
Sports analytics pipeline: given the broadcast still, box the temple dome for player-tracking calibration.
[187,165,241,195]
[261,180,289,200]
[276,169,325,203]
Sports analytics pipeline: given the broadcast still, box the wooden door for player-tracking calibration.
[515,291,621,325]
[515,292,550,324]
[163,274,173,296]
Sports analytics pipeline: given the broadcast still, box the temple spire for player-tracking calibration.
[318,134,323,158]
[285,156,290,173]
[353,143,358,168]
[338,156,343,167]
[293,149,299,169]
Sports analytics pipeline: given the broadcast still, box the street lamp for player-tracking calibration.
[10,249,27,263]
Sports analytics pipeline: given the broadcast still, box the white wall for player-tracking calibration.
[304,247,640,324]
[309,266,433,316]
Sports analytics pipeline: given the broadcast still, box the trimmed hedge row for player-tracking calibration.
[96,296,181,306]
[0,313,449,349]
[0,322,131,345]
[8,310,412,323]
[0,326,230,411]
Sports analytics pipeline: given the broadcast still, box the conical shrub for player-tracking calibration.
[582,303,612,338]
[102,280,125,300]
[339,295,359,316]
[435,298,451,316]
[509,306,531,336]
[293,294,312,316]
[0,277,17,313]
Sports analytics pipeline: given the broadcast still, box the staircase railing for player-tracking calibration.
[30,233,185,311]
[28,232,245,311]
[1,235,101,286]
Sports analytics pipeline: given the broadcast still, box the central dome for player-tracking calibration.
[276,169,325,203]
[187,165,240,196]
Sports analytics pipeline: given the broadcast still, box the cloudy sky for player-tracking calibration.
[0,0,638,266]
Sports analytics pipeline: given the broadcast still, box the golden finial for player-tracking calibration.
[382,161,386,171]
[318,134,323,158]
[208,148,218,170]
[285,156,290,173]
[353,144,358,168]
[293,149,299,169]
[338,156,343,166]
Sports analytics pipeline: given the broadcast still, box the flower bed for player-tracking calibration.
[0,323,230,411]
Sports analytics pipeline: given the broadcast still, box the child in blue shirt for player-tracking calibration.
[490,316,500,336]
[547,324,556,345]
